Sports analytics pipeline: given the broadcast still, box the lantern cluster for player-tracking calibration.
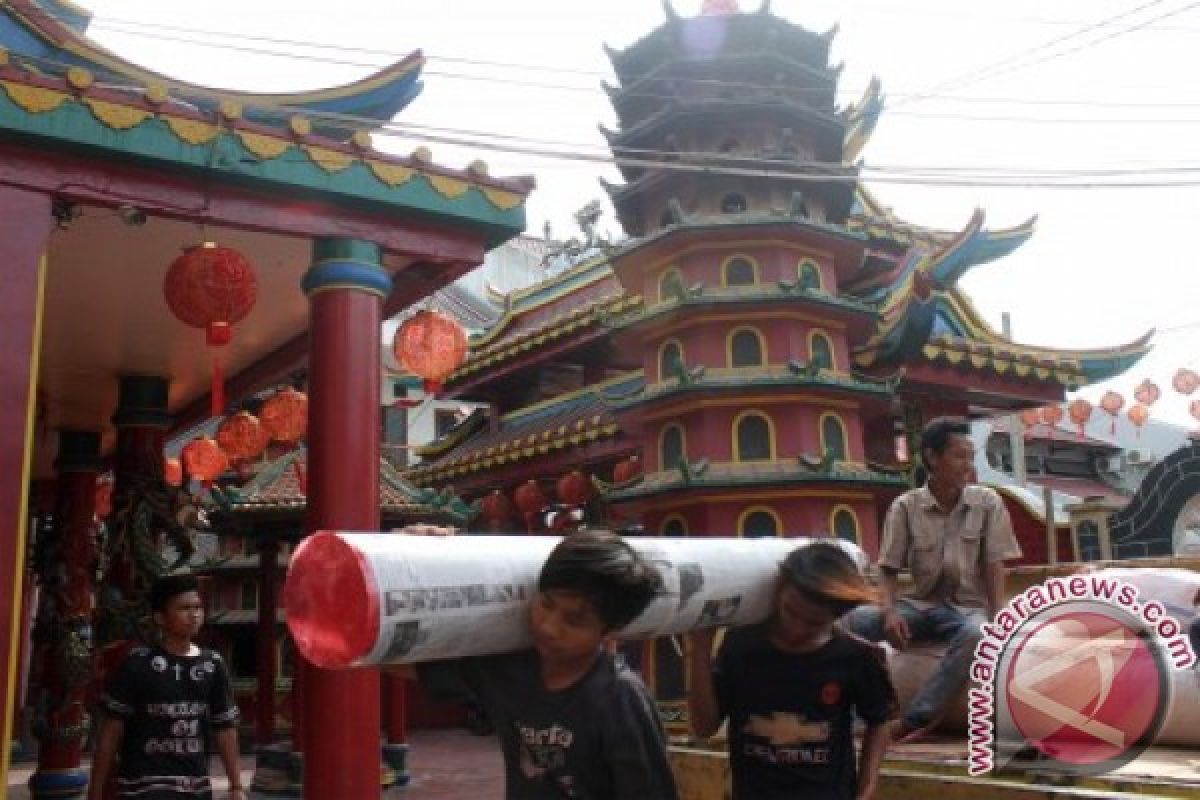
[482,470,602,534]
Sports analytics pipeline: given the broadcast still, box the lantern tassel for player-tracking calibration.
[211,350,225,418]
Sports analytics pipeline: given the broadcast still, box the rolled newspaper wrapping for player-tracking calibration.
[284,531,866,668]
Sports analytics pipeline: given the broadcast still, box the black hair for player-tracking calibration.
[778,541,875,617]
[150,573,201,612]
[538,529,664,631]
[920,416,971,460]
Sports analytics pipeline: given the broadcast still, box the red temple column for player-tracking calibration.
[29,430,101,799]
[94,376,171,800]
[0,186,53,789]
[255,537,280,748]
[299,238,389,800]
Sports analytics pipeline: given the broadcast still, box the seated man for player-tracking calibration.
[845,416,1022,743]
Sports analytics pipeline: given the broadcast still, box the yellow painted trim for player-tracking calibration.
[367,160,416,187]
[164,116,219,145]
[236,130,292,160]
[659,423,688,470]
[480,187,523,210]
[719,252,760,288]
[660,513,689,536]
[640,393,859,423]
[83,96,152,129]
[829,504,861,545]
[427,174,470,199]
[658,337,686,382]
[3,254,48,784]
[471,255,612,347]
[732,410,777,462]
[737,505,783,538]
[1,81,69,113]
[726,326,766,368]
[819,411,849,460]
[808,328,837,370]
[797,258,824,290]
[303,145,355,173]
[658,266,684,303]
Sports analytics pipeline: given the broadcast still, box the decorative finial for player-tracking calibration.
[700,0,739,15]
[662,0,680,21]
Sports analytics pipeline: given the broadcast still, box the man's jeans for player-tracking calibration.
[843,601,986,730]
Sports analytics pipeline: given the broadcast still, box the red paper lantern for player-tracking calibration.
[480,490,515,530]
[1067,397,1093,439]
[182,436,227,484]
[1173,368,1200,396]
[1134,379,1161,407]
[1099,391,1125,435]
[1019,409,1041,428]
[217,411,269,463]
[163,244,258,416]
[1127,404,1150,437]
[513,480,546,533]
[393,310,468,395]
[260,388,308,444]
[164,456,183,487]
[1039,405,1064,428]
[613,455,642,484]
[556,470,594,508]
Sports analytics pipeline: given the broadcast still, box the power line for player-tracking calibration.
[896,0,1182,107]
[82,17,1200,115]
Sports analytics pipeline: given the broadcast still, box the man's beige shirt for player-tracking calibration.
[878,485,1022,610]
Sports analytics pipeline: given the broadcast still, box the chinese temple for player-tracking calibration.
[411,0,1151,558]
[0,1,531,798]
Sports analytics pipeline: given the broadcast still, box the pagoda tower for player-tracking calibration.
[600,0,904,547]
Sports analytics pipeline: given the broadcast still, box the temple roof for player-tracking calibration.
[215,446,471,523]
[1,0,425,131]
[0,51,531,244]
[408,372,641,484]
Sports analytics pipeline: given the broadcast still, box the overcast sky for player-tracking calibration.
[78,0,1200,428]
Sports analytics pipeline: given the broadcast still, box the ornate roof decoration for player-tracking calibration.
[0,56,531,240]
[842,76,883,165]
[212,446,472,523]
[408,372,642,484]
[701,0,741,16]
[1,0,426,131]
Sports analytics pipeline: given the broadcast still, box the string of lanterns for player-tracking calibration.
[1023,368,1200,441]
[478,460,641,533]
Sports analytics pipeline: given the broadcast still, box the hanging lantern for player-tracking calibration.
[163,244,258,417]
[216,411,269,463]
[181,436,227,485]
[1019,408,1041,429]
[556,470,594,508]
[260,388,308,444]
[1099,391,1125,435]
[392,310,468,396]
[1173,368,1200,396]
[613,455,642,484]
[1191,400,1200,427]
[1134,379,1161,407]
[1067,397,1093,440]
[479,490,515,530]
[164,457,183,487]
[512,480,546,533]
[1127,404,1150,438]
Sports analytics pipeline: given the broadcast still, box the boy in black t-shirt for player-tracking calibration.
[88,574,243,800]
[388,528,679,800]
[688,542,897,800]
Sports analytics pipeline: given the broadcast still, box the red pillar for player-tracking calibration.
[255,537,280,748]
[0,186,52,789]
[299,238,389,800]
[29,431,101,799]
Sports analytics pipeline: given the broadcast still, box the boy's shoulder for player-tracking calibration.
[832,628,889,663]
